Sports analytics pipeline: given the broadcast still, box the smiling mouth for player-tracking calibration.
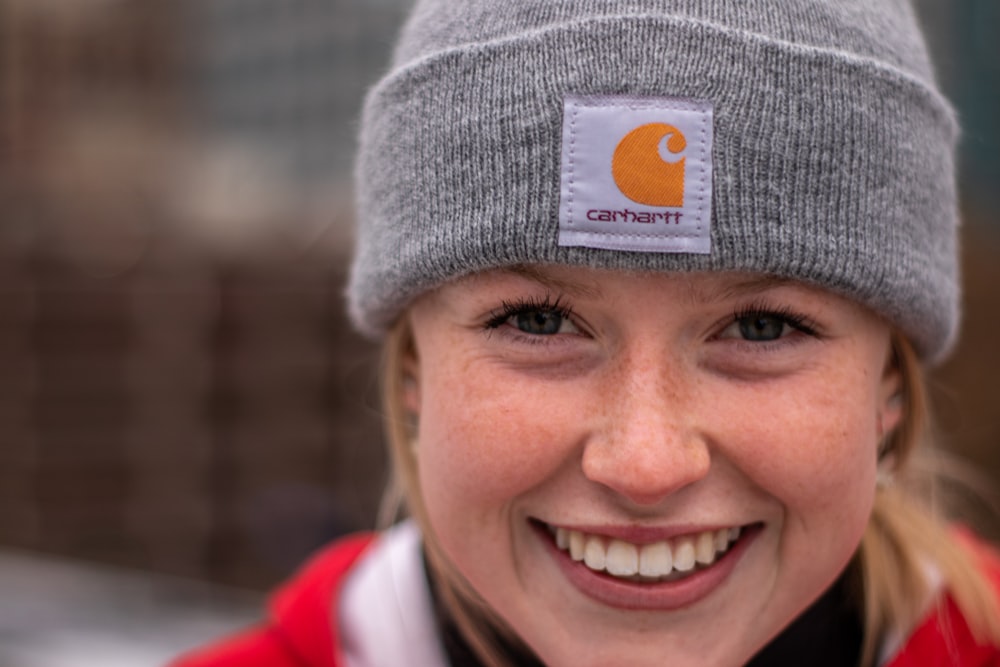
[545,524,744,583]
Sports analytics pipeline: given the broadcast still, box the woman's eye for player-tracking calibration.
[736,314,788,342]
[512,309,575,335]
[718,309,814,343]
[485,298,580,337]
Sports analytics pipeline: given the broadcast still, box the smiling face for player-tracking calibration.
[403,265,901,667]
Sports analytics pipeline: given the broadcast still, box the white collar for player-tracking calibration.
[338,521,450,667]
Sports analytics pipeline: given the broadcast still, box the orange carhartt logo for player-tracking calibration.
[611,123,686,207]
[557,95,712,254]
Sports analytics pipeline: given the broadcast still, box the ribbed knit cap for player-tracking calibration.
[349,0,960,361]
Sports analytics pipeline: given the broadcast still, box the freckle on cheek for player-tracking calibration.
[429,421,559,505]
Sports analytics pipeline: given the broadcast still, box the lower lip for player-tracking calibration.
[534,522,759,611]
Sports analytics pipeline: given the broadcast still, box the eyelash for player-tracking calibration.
[480,296,819,346]
[727,302,819,339]
[483,295,575,332]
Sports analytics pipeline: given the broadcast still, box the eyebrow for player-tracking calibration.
[493,266,797,303]
[501,264,604,299]
[691,275,799,303]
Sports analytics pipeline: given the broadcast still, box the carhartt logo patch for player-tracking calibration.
[559,95,713,253]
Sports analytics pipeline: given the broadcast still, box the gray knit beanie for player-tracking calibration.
[349,0,960,361]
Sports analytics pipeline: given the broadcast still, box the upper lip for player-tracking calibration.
[537,519,751,544]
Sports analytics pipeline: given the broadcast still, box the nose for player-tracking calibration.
[581,348,711,506]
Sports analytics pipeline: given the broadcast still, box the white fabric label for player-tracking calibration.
[559,95,713,254]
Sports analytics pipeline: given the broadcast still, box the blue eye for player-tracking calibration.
[720,306,817,343]
[515,309,566,335]
[737,314,788,342]
[485,296,579,336]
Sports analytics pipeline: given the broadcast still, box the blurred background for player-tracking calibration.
[0,0,997,664]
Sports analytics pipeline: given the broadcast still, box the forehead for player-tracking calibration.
[456,264,816,303]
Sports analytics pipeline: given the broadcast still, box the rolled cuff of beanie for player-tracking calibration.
[350,15,960,361]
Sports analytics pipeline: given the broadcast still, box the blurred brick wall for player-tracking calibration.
[0,231,387,589]
[931,222,1000,541]
[0,0,387,589]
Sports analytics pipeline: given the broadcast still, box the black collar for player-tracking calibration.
[423,553,862,667]
[745,572,863,667]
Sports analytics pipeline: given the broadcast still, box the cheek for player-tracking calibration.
[723,372,880,531]
[415,361,584,523]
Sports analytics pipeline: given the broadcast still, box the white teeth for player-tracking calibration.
[695,531,716,565]
[638,541,672,577]
[673,538,696,572]
[583,536,606,570]
[556,527,569,550]
[605,540,639,577]
[569,530,585,561]
[714,528,729,552]
[552,525,745,582]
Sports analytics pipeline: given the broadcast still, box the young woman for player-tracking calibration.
[174,1,1000,665]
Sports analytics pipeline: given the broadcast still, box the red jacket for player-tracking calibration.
[172,532,1000,667]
